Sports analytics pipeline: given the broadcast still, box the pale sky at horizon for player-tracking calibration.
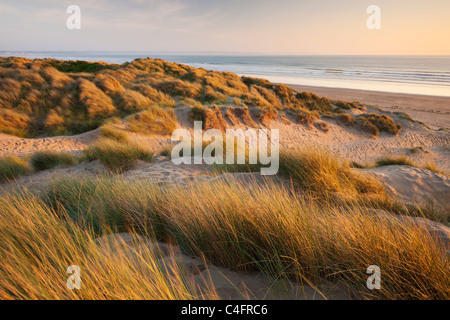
[1,0,449,55]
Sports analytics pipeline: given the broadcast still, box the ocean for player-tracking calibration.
[1,51,449,97]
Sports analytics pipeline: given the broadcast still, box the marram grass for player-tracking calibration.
[0,192,218,300]
[0,148,448,300]
[5,174,443,300]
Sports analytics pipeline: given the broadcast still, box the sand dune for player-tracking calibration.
[1,99,449,171]
[288,85,450,130]
[1,112,449,299]
[1,99,449,202]
[363,165,450,209]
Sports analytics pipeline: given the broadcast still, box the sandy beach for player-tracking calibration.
[288,85,450,130]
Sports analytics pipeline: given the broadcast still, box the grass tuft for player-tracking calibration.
[127,106,177,136]
[375,155,414,167]
[30,151,77,171]
[99,123,129,143]
[358,114,401,136]
[423,161,447,176]
[85,138,153,172]
[0,192,217,299]
[0,156,30,182]
[297,109,320,129]
[278,149,384,202]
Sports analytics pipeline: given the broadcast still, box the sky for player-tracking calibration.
[1,0,449,55]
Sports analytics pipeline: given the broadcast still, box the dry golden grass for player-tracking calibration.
[209,147,394,213]
[335,113,355,126]
[29,172,449,300]
[0,193,218,300]
[3,68,45,86]
[155,79,201,98]
[256,86,283,109]
[99,123,129,143]
[358,118,380,137]
[278,149,386,203]
[24,88,42,105]
[258,108,279,126]
[297,109,320,129]
[204,72,249,97]
[0,156,30,182]
[203,106,228,131]
[41,67,72,88]
[189,105,228,131]
[0,58,446,301]
[233,97,243,106]
[78,79,116,119]
[118,89,152,112]
[189,105,205,123]
[127,106,177,136]
[358,113,401,136]
[334,100,365,111]
[274,84,297,107]
[44,110,65,135]
[132,84,175,107]
[375,155,415,167]
[0,146,448,299]
[85,138,153,172]
[423,161,447,176]
[0,108,31,137]
[0,78,21,108]
[0,56,396,138]
[95,74,125,94]
[179,97,203,109]
[275,149,444,222]
[230,107,258,127]
[30,151,77,171]
[199,85,227,103]
[243,86,273,108]
[242,76,273,88]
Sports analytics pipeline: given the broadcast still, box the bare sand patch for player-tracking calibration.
[362,165,450,210]
[0,129,98,157]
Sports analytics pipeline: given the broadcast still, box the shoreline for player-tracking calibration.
[287,84,450,130]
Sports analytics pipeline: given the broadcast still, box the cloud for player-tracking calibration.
[1,0,189,29]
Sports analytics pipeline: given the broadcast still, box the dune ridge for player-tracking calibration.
[0,57,449,300]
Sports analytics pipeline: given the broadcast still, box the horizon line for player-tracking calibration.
[1,50,450,57]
